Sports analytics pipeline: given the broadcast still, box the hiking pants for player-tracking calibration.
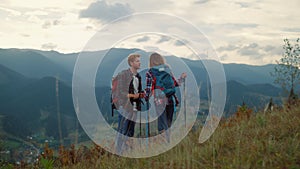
[157,95,176,132]
[115,108,136,154]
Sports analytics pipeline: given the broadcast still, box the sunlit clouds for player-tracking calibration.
[0,0,299,65]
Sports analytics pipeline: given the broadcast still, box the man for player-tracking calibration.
[113,53,144,154]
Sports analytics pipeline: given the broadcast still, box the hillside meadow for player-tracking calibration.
[2,104,300,169]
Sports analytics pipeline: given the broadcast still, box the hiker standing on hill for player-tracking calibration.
[113,53,144,154]
[145,52,186,143]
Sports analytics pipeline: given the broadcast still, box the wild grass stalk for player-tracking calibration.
[3,103,299,168]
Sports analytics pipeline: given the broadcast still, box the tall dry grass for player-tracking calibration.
[4,104,299,169]
[57,104,300,169]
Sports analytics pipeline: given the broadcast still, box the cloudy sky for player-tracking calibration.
[1,0,299,65]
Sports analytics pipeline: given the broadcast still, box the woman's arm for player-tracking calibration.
[171,72,187,86]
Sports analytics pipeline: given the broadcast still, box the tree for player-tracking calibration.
[271,38,300,101]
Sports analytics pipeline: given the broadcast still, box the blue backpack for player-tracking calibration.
[150,64,176,97]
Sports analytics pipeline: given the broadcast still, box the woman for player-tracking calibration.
[145,52,186,142]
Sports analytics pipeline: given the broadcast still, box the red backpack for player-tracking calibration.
[111,69,132,116]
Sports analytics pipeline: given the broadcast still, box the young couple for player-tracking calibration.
[114,52,186,154]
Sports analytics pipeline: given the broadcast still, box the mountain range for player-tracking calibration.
[0,48,283,141]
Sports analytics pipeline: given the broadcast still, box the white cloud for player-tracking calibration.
[79,1,133,22]
[194,0,210,4]
[217,42,284,65]
[24,10,48,16]
[217,44,239,52]
[238,43,260,58]
[53,20,60,25]
[42,20,61,29]
[27,15,41,23]
[0,1,95,53]
[157,36,171,44]
[136,36,150,42]
[85,25,94,31]
[114,34,196,60]
[283,28,300,33]
[0,0,300,65]
[0,6,21,16]
[20,33,30,37]
[5,0,88,9]
[42,21,51,29]
[174,40,186,46]
[41,43,57,50]
[234,2,251,8]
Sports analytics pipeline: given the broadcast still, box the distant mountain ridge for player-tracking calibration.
[225,80,281,114]
[0,48,277,86]
[0,48,72,84]
[0,64,27,85]
[0,48,283,141]
[0,73,78,139]
[223,63,275,85]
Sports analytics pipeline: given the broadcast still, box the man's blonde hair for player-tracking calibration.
[127,53,141,66]
[149,52,165,67]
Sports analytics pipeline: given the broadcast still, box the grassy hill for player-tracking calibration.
[6,103,297,169]
[73,106,299,169]
[76,107,299,169]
